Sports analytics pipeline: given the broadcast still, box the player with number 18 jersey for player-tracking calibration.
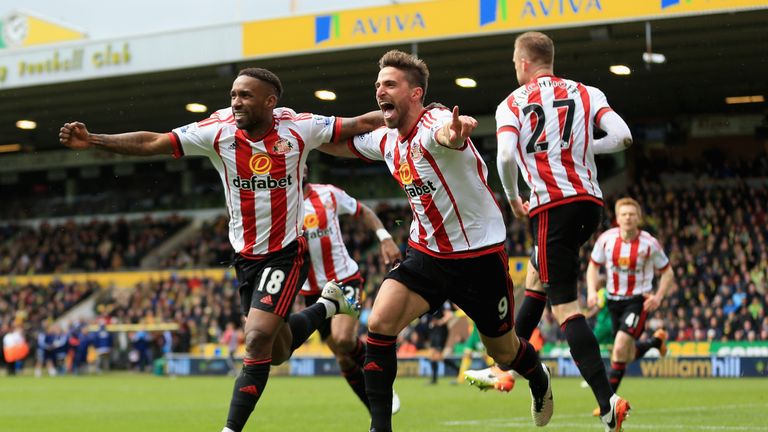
[170,107,339,261]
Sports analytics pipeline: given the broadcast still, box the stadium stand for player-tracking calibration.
[0,215,190,274]
[0,280,97,328]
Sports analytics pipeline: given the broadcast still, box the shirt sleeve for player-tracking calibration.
[170,114,224,158]
[587,86,613,126]
[293,113,339,151]
[496,96,522,135]
[590,234,607,265]
[422,108,458,152]
[350,130,385,162]
[331,186,360,217]
[592,111,632,154]
[496,101,521,200]
[650,238,670,270]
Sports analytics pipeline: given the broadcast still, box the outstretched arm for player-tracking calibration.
[318,110,384,158]
[59,122,174,156]
[359,203,402,267]
[317,141,356,158]
[336,110,384,142]
[436,106,477,149]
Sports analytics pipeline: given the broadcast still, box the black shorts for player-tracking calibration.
[429,325,449,350]
[607,296,648,339]
[386,246,514,338]
[235,237,309,320]
[304,277,362,340]
[529,200,602,305]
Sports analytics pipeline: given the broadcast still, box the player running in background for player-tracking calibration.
[34,322,56,377]
[425,301,459,385]
[587,197,674,415]
[59,67,383,432]
[300,177,402,413]
[320,49,553,432]
[455,316,494,384]
[490,31,633,431]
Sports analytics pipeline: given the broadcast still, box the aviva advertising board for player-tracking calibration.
[242,0,768,58]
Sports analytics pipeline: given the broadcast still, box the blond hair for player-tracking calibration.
[614,197,642,218]
[515,31,554,66]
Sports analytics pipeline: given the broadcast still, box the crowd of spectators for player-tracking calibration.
[94,275,242,352]
[624,179,768,343]
[0,280,98,331]
[0,280,99,374]
[161,216,234,269]
[532,151,768,345]
[0,215,189,274]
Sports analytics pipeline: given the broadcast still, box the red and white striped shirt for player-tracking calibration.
[590,228,670,299]
[300,183,362,295]
[350,107,505,258]
[169,107,339,258]
[496,75,612,215]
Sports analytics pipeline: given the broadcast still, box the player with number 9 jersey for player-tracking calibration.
[320,50,553,432]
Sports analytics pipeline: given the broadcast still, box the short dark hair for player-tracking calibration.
[238,68,283,99]
[515,32,555,66]
[378,50,429,102]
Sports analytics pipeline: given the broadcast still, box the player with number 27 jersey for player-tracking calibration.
[495,76,611,214]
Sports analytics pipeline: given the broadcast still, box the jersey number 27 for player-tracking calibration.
[522,99,575,154]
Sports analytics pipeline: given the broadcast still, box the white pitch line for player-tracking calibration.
[647,403,768,414]
[443,420,765,431]
[442,403,768,431]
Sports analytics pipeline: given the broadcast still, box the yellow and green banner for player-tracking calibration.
[1,11,86,49]
[243,0,767,58]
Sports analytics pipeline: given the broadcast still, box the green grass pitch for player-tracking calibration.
[1,374,766,431]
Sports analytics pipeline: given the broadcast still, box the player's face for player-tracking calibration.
[230,75,277,133]
[375,66,422,129]
[616,204,640,231]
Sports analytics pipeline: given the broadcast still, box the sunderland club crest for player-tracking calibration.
[272,139,293,154]
[410,143,423,162]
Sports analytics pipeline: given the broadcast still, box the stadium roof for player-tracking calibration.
[1,8,766,154]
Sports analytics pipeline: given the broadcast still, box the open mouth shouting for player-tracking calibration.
[379,101,396,120]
